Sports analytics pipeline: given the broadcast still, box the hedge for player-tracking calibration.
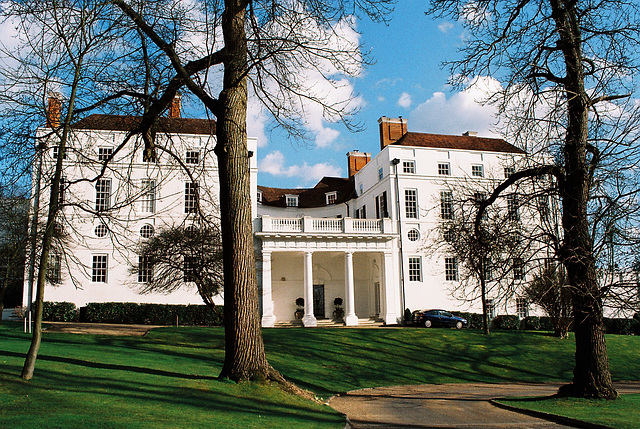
[491,314,520,330]
[80,302,223,325]
[42,301,78,322]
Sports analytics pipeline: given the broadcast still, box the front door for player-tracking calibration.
[313,284,325,318]
[374,282,381,317]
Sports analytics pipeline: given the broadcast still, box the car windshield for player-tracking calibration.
[441,311,453,317]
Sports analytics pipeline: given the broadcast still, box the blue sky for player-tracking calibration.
[254,2,502,189]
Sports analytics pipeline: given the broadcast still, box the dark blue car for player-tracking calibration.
[412,309,467,329]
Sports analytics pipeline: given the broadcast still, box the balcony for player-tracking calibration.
[258,215,396,235]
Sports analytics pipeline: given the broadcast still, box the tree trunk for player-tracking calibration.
[480,277,490,335]
[216,0,279,382]
[551,0,616,399]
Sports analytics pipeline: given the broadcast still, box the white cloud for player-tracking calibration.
[408,76,502,137]
[246,101,268,148]
[397,92,412,108]
[259,150,342,184]
[438,22,454,34]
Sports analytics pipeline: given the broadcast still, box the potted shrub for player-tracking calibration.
[294,297,304,319]
[332,297,344,321]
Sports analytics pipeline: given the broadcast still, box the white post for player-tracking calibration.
[302,251,317,327]
[383,251,399,325]
[261,251,276,327]
[344,251,358,326]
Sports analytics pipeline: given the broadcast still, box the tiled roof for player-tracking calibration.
[72,114,216,135]
[392,132,525,154]
[258,177,356,208]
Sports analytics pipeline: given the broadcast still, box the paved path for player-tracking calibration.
[43,321,164,336]
[329,382,640,428]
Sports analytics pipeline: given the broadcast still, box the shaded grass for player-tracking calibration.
[1,323,639,427]
[497,394,640,429]
[0,322,342,428]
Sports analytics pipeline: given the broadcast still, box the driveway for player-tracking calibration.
[329,382,640,428]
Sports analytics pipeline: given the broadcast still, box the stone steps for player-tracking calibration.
[271,317,384,328]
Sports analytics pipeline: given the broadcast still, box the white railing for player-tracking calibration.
[260,216,394,234]
[269,217,303,232]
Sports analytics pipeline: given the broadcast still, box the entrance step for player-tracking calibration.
[270,317,384,328]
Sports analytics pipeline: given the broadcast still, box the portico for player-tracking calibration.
[256,216,400,327]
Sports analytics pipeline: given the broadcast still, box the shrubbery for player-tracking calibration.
[42,301,78,322]
[80,302,223,326]
[520,316,540,331]
[491,315,520,330]
[451,311,484,329]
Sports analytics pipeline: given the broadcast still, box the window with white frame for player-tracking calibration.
[183,256,196,282]
[408,257,422,281]
[538,195,549,219]
[472,164,484,177]
[98,147,113,161]
[407,229,420,241]
[184,182,198,213]
[483,257,492,281]
[92,254,108,283]
[504,167,515,178]
[48,252,61,284]
[285,194,298,207]
[438,162,450,176]
[185,150,200,165]
[52,146,65,159]
[58,176,65,206]
[486,299,495,318]
[141,179,156,213]
[378,167,384,181]
[95,179,111,212]
[445,257,458,281]
[516,297,529,318]
[405,189,418,219]
[257,190,262,203]
[359,183,364,195]
[443,228,455,242]
[140,224,154,238]
[440,191,453,220]
[507,194,519,221]
[355,205,366,219]
[325,191,337,205]
[402,160,416,174]
[94,224,108,238]
[375,192,388,218]
[513,257,525,280]
[138,255,153,283]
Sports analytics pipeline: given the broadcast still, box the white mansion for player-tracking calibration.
[24,100,544,326]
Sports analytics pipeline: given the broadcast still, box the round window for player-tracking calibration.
[407,229,420,241]
[95,224,108,237]
[140,224,154,238]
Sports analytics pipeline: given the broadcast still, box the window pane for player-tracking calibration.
[405,189,417,219]
[440,191,453,220]
[185,182,198,213]
[92,255,108,283]
[408,257,422,281]
[95,179,111,212]
[438,163,450,176]
[141,179,156,213]
[445,257,458,281]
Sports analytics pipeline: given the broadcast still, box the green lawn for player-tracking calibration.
[497,394,640,429]
[1,323,639,428]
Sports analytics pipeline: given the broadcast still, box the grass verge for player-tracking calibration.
[1,323,639,427]
[496,394,640,429]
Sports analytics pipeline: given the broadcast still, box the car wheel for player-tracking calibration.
[424,319,432,328]
[455,321,463,329]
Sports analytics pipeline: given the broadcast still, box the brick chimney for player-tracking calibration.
[347,150,371,177]
[46,95,61,128]
[378,116,408,150]
[168,94,181,118]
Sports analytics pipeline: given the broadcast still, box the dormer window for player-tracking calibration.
[285,194,298,207]
[257,190,263,203]
[325,191,337,205]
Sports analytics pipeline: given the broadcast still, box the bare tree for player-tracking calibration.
[524,264,572,339]
[131,224,224,309]
[427,0,640,398]
[109,0,394,383]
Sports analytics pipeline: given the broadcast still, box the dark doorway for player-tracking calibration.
[313,284,325,318]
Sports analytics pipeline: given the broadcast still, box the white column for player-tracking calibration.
[383,251,399,325]
[261,251,276,327]
[302,251,317,327]
[344,251,358,326]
